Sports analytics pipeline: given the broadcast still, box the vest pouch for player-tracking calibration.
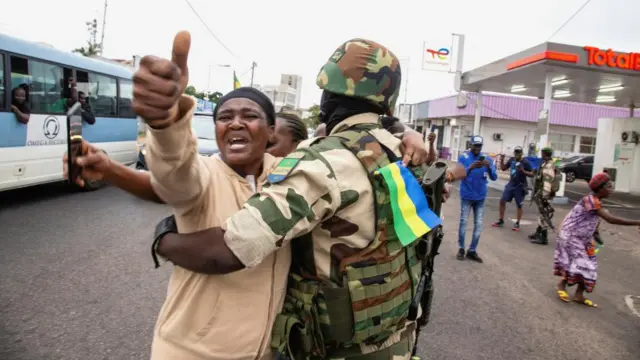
[271,273,327,360]
[343,241,420,345]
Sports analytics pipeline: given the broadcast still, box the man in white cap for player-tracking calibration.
[456,135,497,263]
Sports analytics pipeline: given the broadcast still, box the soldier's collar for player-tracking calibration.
[329,113,380,135]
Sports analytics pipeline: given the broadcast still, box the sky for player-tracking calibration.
[1,0,638,109]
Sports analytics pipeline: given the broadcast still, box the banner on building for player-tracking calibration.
[422,35,455,72]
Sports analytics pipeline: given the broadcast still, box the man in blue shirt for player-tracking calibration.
[492,146,534,231]
[457,135,497,263]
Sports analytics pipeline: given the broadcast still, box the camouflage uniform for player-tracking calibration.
[530,150,557,244]
[223,39,421,359]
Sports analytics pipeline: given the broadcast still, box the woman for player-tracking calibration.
[67,87,288,360]
[267,111,307,157]
[65,109,310,202]
[554,172,640,307]
[11,86,31,124]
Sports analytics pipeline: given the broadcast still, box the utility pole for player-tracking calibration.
[250,61,257,87]
[99,0,108,55]
[404,58,409,104]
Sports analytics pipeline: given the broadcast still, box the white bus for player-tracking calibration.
[0,33,138,191]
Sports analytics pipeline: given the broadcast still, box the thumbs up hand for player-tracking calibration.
[133,31,191,129]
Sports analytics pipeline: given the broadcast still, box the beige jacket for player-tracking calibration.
[145,96,291,360]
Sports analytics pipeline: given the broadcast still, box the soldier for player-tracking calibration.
[150,38,462,359]
[530,147,559,245]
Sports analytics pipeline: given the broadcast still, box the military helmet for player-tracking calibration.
[316,38,402,115]
[541,146,553,154]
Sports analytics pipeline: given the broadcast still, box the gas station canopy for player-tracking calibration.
[460,42,640,109]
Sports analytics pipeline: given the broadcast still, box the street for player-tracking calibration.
[1,182,639,360]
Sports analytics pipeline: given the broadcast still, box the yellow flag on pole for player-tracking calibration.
[233,71,241,89]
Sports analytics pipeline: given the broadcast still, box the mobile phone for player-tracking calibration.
[430,124,437,133]
[66,102,83,183]
[478,155,485,161]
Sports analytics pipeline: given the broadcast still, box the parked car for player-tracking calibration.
[556,155,594,183]
[136,113,219,170]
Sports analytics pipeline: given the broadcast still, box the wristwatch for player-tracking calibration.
[152,215,178,268]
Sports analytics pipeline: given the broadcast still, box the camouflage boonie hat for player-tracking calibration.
[316,38,402,115]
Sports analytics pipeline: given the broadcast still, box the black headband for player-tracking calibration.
[214,87,276,126]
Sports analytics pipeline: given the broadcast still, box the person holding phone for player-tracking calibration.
[456,135,497,263]
[493,146,534,231]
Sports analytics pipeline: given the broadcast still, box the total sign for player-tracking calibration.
[422,38,453,71]
[584,46,640,71]
[26,114,67,147]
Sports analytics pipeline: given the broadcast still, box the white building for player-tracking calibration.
[259,74,303,111]
[262,84,298,111]
[281,74,302,109]
[410,93,638,161]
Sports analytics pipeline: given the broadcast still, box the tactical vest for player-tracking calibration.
[270,124,426,359]
[535,161,561,194]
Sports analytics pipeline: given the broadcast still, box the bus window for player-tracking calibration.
[88,73,117,117]
[118,79,135,118]
[0,54,4,109]
[9,56,30,106]
[75,70,91,97]
[10,56,74,114]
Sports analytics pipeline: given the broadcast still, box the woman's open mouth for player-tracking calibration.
[228,136,250,151]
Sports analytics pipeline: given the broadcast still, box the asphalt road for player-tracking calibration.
[1,182,639,360]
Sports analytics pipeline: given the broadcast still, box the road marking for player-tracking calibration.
[452,185,637,210]
[624,295,640,318]
[563,188,631,208]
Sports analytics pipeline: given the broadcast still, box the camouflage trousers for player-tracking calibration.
[537,198,554,230]
[538,215,549,230]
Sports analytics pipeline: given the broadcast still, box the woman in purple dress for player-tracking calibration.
[554,172,640,307]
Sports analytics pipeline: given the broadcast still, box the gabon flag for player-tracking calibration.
[233,71,241,89]
[375,161,442,246]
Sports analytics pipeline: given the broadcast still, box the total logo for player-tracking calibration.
[425,47,450,61]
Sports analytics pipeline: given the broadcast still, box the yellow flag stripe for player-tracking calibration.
[387,164,431,237]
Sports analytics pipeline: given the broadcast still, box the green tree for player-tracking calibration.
[185,85,198,97]
[207,91,223,104]
[302,104,321,128]
[185,86,222,102]
[73,19,102,57]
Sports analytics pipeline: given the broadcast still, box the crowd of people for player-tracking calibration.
[61,31,640,360]
[454,136,640,310]
[11,77,95,125]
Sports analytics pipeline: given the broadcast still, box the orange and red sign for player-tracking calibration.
[584,46,640,70]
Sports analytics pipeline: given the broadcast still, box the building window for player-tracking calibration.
[76,70,117,117]
[548,133,575,153]
[286,93,296,106]
[118,79,135,118]
[11,56,74,114]
[579,136,596,154]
